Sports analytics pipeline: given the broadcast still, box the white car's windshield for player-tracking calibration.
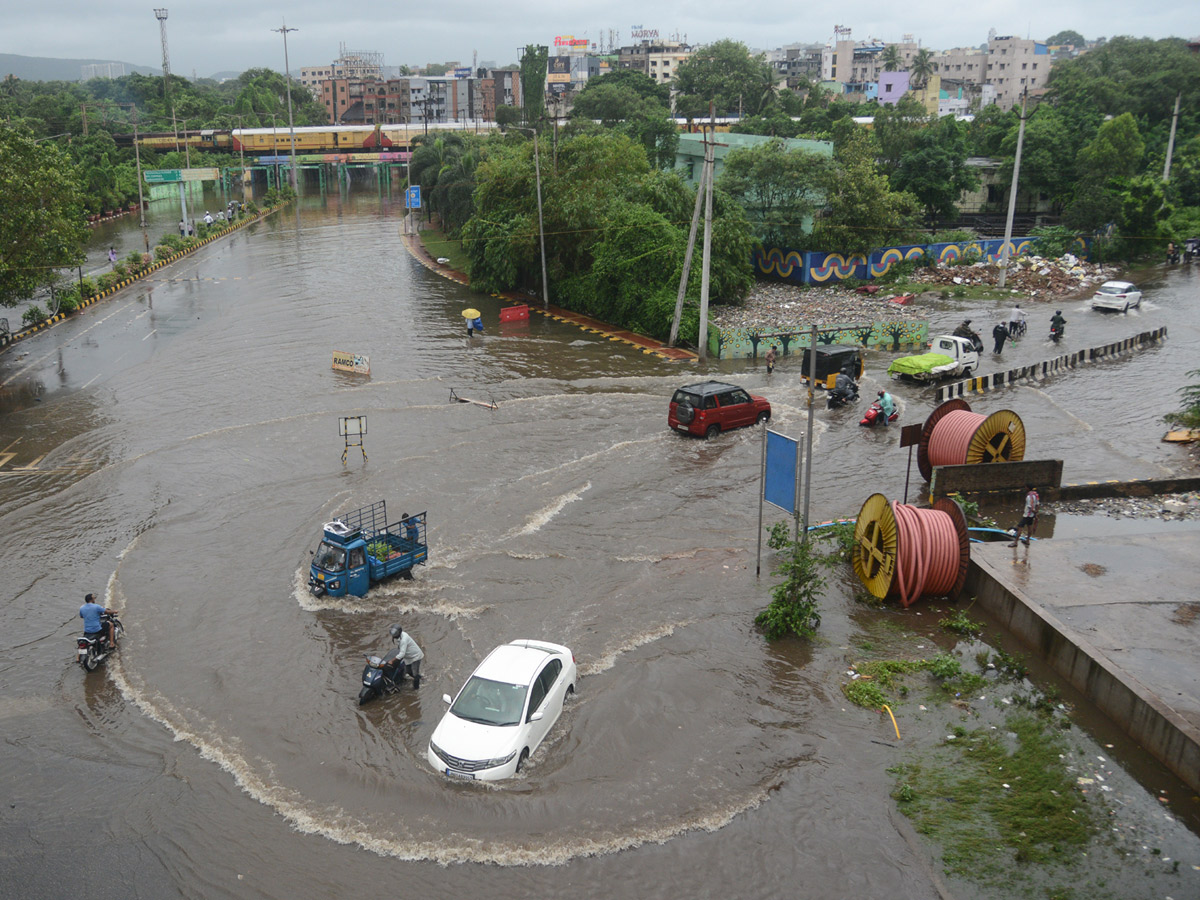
[451,676,528,727]
[1099,284,1126,295]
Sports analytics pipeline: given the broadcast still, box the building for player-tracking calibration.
[617,39,693,84]
[673,132,833,185]
[321,70,520,126]
[300,52,382,99]
[766,43,824,88]
[985,35,1050,109]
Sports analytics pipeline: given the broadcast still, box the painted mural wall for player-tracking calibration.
[752,236,1090,285]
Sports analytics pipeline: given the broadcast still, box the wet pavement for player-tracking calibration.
[971,527,1200,790]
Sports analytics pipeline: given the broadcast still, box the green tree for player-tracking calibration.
[881,45,902,72]
[909,49,934,88]
[873,97,930,174]
[0,128,88,308]
[891,117,980,226]
[998,106,1075,212]
[1075,111,1144,181]
[811,126,922,253]
[519,45,549,127]
[1045,30,1086,46]
[964,104,1017,157]
[672,39,776,119]
[718,138,830,246]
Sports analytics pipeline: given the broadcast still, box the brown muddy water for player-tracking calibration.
[2,191,1198,899]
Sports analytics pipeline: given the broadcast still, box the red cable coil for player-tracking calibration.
[927,409,988,468]
[890,502,961,608]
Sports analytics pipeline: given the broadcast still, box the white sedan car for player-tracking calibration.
[1091,280,1143,312]
[427,640,576,781]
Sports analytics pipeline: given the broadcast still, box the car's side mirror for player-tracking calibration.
[528,710,544,722]
[442,694,452,705]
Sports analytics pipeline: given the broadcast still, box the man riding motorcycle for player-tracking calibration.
[952,319,984,352]
[830,364,859,405]
[79,592,116,649]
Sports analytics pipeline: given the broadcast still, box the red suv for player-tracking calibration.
[668,381,771,438]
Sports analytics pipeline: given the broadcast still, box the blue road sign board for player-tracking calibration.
[764,430,800,514]
[406,185,421,209]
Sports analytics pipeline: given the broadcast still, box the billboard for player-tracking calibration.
[554,35,590,50]
[454,67,472,78]
[547,56,571,84]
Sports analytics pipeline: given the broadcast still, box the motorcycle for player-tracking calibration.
[1050,323,1065,343]
[1167,246,1181,265]
[826,386,859,409]
[1008,319,1027,337]
[76,612,124,672]
[859,401,899,427]
[1184,238,1200,262]
[359,627,410,705]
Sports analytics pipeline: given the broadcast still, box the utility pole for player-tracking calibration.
[997,91,1028,290]
[668,152,706,348]
[1163,92,1181,182]
[132,106,149,251]
[274,19,299,188]
[697,103,716,360]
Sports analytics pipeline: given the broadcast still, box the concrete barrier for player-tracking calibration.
[936,327,1168,402]
[931,459,1063,499]
[967,544,1200,795]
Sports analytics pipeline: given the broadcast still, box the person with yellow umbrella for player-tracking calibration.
[462,308,484,336]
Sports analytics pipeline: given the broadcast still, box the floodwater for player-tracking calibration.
[2,188,1198,899]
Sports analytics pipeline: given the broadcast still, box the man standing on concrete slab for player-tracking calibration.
[1010,484,1040,546]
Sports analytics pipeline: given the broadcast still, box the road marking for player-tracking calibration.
[0,452,15,468]
[143,330,157,341]
[1,299,141,388]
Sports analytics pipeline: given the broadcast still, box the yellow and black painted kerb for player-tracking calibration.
[934,327,1168,402]
[400,220,697,362]
[1,206,284,353]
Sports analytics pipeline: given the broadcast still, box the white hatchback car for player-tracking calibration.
[427,639,576,781]
[1091,280,1142,312]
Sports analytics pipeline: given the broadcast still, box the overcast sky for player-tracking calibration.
[2,1,1195,77]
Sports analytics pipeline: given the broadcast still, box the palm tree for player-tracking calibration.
[881,45,902,72]
[910,49,934,89]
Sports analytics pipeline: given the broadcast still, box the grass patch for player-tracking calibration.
[418,225,471,274]
[891,715,1099,880]
[939,608,984,638]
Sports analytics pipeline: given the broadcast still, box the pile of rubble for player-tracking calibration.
[712,253,1124,333]
[911,254,1123,300]
[1051,493,1200,521]
[710,281,924,332]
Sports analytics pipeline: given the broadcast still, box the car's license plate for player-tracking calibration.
[446,768,475,780]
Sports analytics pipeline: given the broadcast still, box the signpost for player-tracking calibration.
[338,415,368,465]
[757,428,803,577]
[406,185,421,209]
[145,169,221,237]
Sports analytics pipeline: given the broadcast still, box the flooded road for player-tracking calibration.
[2,190,1198,898]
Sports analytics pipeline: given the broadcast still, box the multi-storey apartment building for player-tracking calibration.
[301,54,382,99]
[320,70,520,126]
[617,39,693,84]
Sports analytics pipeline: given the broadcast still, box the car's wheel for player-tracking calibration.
[675,402,694,424]
[567,683,575,696]
[961,367,972,377]
[705,424,720,439]
[516,748,530,773]
[756,410,770,424]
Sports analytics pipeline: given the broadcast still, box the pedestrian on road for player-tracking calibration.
[179,220,186,237]
[992,321,1009,354]
[107,247,118,268]
[765,345,778,375]
[1010,484,1040,547]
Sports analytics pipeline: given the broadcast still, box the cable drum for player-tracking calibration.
[852,493,970,608]
[916,398,1026,482]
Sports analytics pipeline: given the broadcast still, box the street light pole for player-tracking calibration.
[132,106,149,252]
[274,19,299,189]
[998,91,1028,290]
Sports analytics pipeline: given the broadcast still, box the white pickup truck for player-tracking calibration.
[887,334,981,382]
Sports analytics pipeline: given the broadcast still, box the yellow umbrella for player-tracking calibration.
[461,308,481,319]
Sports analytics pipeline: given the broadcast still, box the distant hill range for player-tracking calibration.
[1,53,159,82]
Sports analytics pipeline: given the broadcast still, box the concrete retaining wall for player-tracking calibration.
[930,459,1063,499]
[935,327,1168,402]
[966,559,1200,794]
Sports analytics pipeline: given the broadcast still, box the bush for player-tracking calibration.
[78,276,97,299]
[154,244,174,260]
[755,536,825,639]
[57,288,80,313]
[96,273,119,292]
[21,305,48,327]
[113,262,128,278]
[160,234,186,251]
[1029,225,1081,259]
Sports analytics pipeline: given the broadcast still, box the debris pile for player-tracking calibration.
[913,254,1123,300]
[711,281,926,332]
[1050,493,1200,521]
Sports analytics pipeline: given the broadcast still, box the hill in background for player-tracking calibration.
[1,52,159,82]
